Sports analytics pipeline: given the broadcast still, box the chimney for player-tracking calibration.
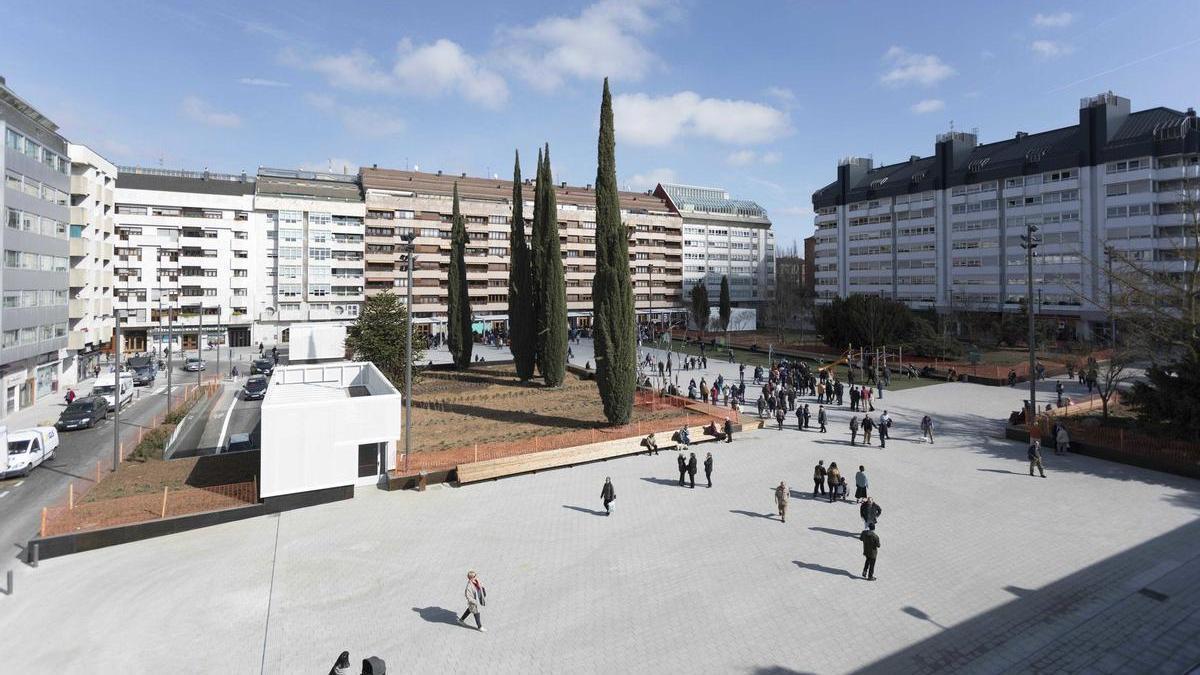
[1015,131,1028,140]
[909,155,920,164]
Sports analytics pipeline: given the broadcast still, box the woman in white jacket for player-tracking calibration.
[459,570,488,632]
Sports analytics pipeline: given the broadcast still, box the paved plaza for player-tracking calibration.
[3,343,1200,673]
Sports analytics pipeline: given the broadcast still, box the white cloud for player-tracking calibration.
[880,46,956,87]
[238,77,290,88]
[307,49,396,93]
[911,98,945,114]
[1030,40,1074,58]
[625,168,676,191]
[1033,11,1074,28]
[180,96,241,128]
[726,149,782,166]
[500,0,668,90]
[614,91,791,146]
[777,205,813,219]
[298,158,359,175]
[292,39,507,108]
[305,93,404,138]
[393,39,509,109]
[765,86,796,103]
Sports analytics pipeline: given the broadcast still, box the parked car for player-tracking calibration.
[93,372,135,411]
[242,375,268,401]
[183,357,207,372]
[250,358,275,376]
[132,363,157,385]
[226,432,253,454]
[56,396,108,431]
[3,426,59,478]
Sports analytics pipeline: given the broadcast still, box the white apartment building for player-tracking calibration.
[253,168,365,344]
[655,183,775,311]
[2,76,72,416]
[812,93,1200,340]
[112,168,257,352]
[66,144,115,382]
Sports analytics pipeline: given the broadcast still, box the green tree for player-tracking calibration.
[344,290,427,390]
[447,182,472,370]
[591,78,637,424]
[507,150,536,381]
[529,147,546,373]
[689,281,710,339]
[533,144,568,386]
[719,274,732,344]
[1123,340,1200,438]
[815,294,913,352]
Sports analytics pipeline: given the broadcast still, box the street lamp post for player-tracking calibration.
[1021,223,1042,426]
[112,310,122,471]
[1104,245,1117,346]
[166,294,173,414]
[196,309,202,389]
[402,234,415,474]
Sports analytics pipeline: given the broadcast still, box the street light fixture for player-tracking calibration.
[1020,223,1042,426]
[400,232,416,474]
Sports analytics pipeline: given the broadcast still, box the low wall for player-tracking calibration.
[28,484,353,562]
[1004,424,1200,480]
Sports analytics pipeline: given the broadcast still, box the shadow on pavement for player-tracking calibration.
[977,468,1023,476]
[809,526,860,539]
[792,560,859,579]
[751,667,816,675]
[730,509,777,520]
[640,477,681,487]
[410,606,462,627]
[562,504,607,517]
[901,605,947,630]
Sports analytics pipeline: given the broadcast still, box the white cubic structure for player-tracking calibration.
[286,322,346,363]
[259,361,400,499]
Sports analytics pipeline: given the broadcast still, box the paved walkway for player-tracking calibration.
[2,343,1198,673]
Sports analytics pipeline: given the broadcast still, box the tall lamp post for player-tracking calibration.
[112,309,122,471]
[401,233,415,474]
[1021,223,1041,426]
[1104,245,1116,346]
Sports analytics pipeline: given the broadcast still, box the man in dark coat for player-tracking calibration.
[723,417,733,443]
[835,380,844,406]
[849,415,859,446]
[850,386,859,411]
[687,452,698,488]
[601,477,616,515]
[703,452,713,488]
[817,405,827,433]
[861,528,880,580]
[1029,439,1046,477]
[813,460,827,496]
[677,453,688,486]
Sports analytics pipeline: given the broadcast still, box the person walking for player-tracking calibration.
[704,452,713,488]
[1055,425,1070,455]
[854,466,868,503]
[860,529,880,581]
[850,385,859,412]
[687,452,698,488]
[860,497,881,530]
[813,460,827,496]
[677,452,688,486]
[878,411,890,448]
[817,405,827,433]
[795,405,804,431]
[827,462,842,503]
[1029,439,1047,478]
[803,403,811,429]
[849,415,859,446]
[920,415,934,444]
[775,481,788,523]
[862,414,874,446]
[723,417,733,443]
[775,406,785,430]
[458,570,487,631]
[601,477,616,515]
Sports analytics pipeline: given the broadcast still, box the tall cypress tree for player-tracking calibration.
[529,148,546,375]
[591,78,637,424]
[447,182,472,370]
[535,144,567,386]
[719,274,732,343]
[508,150,535,380]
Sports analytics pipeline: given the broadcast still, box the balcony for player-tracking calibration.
[69,269,91,287]
[69,238,93,257]
[69,206,87,224]
[69,299,88,319]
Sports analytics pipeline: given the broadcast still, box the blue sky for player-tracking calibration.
[4,0,1199,246]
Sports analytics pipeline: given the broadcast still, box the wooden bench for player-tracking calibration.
[456,424,722,484]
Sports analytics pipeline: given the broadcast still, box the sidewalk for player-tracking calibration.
[0,376,99,430]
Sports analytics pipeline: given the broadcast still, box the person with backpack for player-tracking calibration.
[860,497,881,530]
[459,570,488,632]
[1029,439,1047,478]
[860,529,880,581]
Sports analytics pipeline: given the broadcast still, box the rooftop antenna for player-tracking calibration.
[949,119,955,132]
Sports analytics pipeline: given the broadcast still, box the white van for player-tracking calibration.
[3,426,59,478]
[94,371,135,411]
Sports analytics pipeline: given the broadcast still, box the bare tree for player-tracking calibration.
[1093,350,1131,421]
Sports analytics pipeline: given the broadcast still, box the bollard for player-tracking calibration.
[29,543,38,568]
[160,486,169,518]
[6,570,11,595]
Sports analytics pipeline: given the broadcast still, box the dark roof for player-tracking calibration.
[814,99,1199,208]
[117,168,255,196]
[256,168,362,202]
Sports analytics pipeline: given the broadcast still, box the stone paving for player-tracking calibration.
[2,341,1199,674]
